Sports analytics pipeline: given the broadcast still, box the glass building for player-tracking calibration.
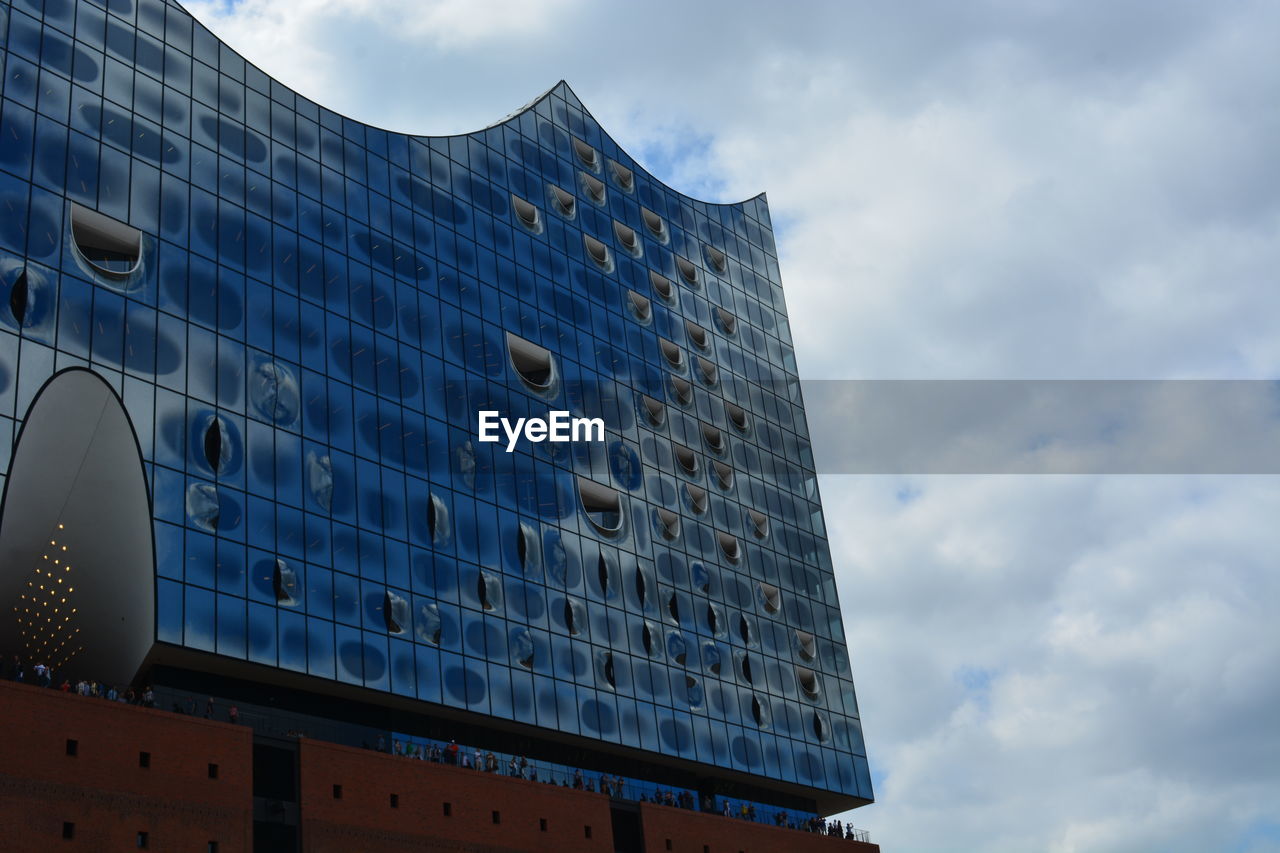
[0,0,872,817]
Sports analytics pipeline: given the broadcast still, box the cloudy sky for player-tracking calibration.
[183,1,1280,850]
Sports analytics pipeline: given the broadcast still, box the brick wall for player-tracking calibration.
[0,680,254,852]
[296,738,615,853]
[639,801,881,853]
[0,680,881,852]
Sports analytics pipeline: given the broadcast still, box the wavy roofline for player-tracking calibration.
[177,1,766,210]
[536,80,768,210]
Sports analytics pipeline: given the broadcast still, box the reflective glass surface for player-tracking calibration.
[0,0,871,805]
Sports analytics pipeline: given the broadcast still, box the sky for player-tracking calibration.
[181,1,1280,850]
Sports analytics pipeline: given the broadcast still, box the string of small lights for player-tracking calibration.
[12,522,82,672]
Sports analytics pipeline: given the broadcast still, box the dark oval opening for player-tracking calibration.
[615,221,638,250]
[685,483,708,514]
[676,257,698,286]
[9,269,29,325]
[696,356,718,387]
[598,552,612,597]
[71,204,142,278]
[640,394,665,427]
[686,321,709,351]
[718,532,741,563]
[660,339,684,369]
[641,208,665,237]
[584,234,611,267]
[796,630,817,661]
[725,401,750,432]
[582,172,606,203]
[603,651,616,687]
[759,582,781,614]
[712,460,734,491]
[628,290,651,322]
[702,423,725,454]
[610,160,634,190]
[578,477,624,535]
[517,523,539,573]
[670,376,693,406]
[511,194,540,229]
[551,185,576,216]
[384,590,409,633]
[273,559,298,606]
[675,444,699,476]
[715,307,737,335]
[650,271,674,302]
[655,507,681,541]
[508,332,556,390]
[203,416,225,473]
[797,665,821,699]
[573,137,598,167]
[705,245,727,272]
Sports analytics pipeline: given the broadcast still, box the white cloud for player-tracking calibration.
[183,0,581,132]
[825,475,1280,851]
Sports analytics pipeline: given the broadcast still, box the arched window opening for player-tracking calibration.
[507,332,556,391]
[578,477,624,535]
[71,203,142,279]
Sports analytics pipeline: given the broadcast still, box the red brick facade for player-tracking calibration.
[639,802,880,853]
[0,680,253,852]
[0,680,879,852]
[296,738,616,853]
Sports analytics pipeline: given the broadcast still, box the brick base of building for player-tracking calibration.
[0,680,879,852]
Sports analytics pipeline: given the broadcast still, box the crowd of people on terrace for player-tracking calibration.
[4,653,867,843]
[367,733,869,840]
[4,655,240,721]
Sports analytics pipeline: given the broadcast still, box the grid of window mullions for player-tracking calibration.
[0,0,870,799]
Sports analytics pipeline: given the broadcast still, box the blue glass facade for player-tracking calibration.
[0,0,871,811]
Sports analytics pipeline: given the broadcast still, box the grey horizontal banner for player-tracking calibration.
[800,380,1280,474]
